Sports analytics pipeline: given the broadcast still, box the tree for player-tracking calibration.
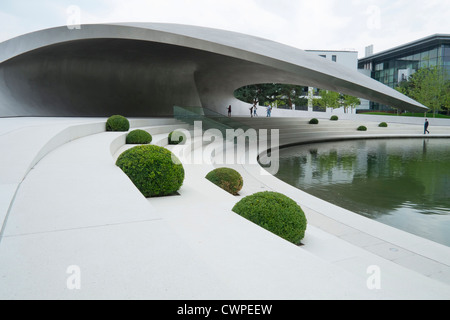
[234,84,267,107]
[396,65,450,117]
[234,84,308,109]
[317,90,340,111]
[341,94,361,113]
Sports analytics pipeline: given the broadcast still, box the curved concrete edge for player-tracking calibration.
[0,117,184,234]
[236,132,450,284]
[1,116,450,299]
[0,23,427,118]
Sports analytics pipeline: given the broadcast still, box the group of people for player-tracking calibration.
[230,107,431,134]
[227,105,272,118]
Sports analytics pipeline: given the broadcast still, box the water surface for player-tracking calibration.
[274,138,450,246]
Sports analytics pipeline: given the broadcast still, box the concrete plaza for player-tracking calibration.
[1,112,450,299]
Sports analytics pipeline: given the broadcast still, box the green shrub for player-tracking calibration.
[126,130,152,145]
[116,145,185,198]
[232,191,307,245]
[106,115,130,132]
[309,118,319,125]
[206,167,243,195]
[357,125,368,131]
[330,115,339,121]
[378,122,388,127]
[168,131,187,145]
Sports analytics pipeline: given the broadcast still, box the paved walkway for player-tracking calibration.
[1,115,450,299]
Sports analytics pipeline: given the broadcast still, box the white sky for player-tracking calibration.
[1,0,449,58]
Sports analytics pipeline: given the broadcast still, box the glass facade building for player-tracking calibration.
[358,34,450,111]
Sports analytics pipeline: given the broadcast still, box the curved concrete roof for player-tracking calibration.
[0,23,427,117]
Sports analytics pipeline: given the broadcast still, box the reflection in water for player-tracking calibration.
[274,139,450,247]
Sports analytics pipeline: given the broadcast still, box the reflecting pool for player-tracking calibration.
[274,138,450,246]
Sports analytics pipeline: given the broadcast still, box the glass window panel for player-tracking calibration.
[429,58,438,67]
[420,59,429,68]
[429,48,438,59]
[420,51,431,61]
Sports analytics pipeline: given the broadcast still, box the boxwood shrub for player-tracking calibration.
[126,129,152,145]
[206,167,243,195]
[116,145,185,197]
[168,131,187,145]
[232,191,307,245]
[309,118,319,125]
[357,125,368,131]
[378,122,388,127]
[330,115,339,121]
[106,115,130,132]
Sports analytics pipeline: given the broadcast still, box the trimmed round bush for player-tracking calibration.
[106,115,130,132]
[126,130,152,145]
[168,131,187,145]
[116,145,185,198]
[232,191,307,245]
[330,115,339,121]
[206,167,243,195]
[379,122,388,127]
[309,118,319,125]
[357,125,368,131]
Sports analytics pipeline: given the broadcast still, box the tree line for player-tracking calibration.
[234,65,450,116]
[234,84,361,113]
[395,65,450,116]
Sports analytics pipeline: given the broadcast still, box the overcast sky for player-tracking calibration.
[1,0,449,58]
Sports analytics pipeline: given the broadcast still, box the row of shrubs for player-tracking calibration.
[309,117,389,131]
[107,115,307,246]
[206,167,307,245]
[106,115,187,145]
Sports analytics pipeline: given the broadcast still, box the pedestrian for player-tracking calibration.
[253,106,258,117]
[424,118,430,134]
[227,105,232,117]
[267,105,272,117]
[250,106,253,117]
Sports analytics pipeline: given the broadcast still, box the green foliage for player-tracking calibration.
[232,191,307,245]
[309,118,319,124]
[357,125,368,131]
[330,115,339,121]
[378,122,388,127]
[106,115,130,132]
[206,167,244,195]
[341,94,361,113]
[234,83,308,109]
[126,130,152,145]
[318,90,341,110]
[168,131,187,145]
[395,65,450,116]
[116,145,185,198]
[168,130,186,145]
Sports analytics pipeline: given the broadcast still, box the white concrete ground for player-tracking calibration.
[1,114,450,300]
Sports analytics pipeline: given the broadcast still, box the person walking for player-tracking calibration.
[253,106,258,117]
[266,105,272,117]
[250,106,253,117]
[424,118,430,134]
[227,105,232,117]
